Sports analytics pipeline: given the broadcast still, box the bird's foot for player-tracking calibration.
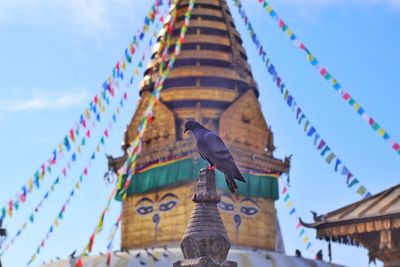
[207,165,217,170]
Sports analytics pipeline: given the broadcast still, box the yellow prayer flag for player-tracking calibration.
[122,61,126,71]
[266,6,273,13]
[134,68,139,76]
[354,103,360,112]
[96,145,100,153]
[75,182,80,190]
[54,218,59,227]
[101,106,105,113]
[378,128,385,137]
[287,29,293,38]
[22,222,27,229]
[85,108,90,119]
[117,107,120,114]
[307,54,314,62]
[77,145,81,154]
[28,178,33,191]
[303,236,309,243]
[286,200,293,208]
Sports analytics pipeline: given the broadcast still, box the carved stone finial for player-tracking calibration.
[173,169,237,267]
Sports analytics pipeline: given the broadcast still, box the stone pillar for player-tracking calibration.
[173,168,237,267]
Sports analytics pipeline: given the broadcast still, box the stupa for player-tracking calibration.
[40,1,344,266]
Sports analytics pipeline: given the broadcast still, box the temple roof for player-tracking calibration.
[302,184,400,237]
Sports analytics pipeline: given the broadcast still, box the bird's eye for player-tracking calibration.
[218,201,235,212]
[136,206,153,215]
[159,200,178,212]
[240,206,259,216]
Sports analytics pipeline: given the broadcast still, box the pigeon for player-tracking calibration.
[184,120,246,193]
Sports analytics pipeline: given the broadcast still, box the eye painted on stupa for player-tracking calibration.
[218,193,235,213]
[158,193,179,212]
[135,197,154,216]
[239,197,260,217]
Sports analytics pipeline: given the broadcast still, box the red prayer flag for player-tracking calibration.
[86,129,91,138]
[69,129,75,142]
[104,130,109,138]
[123,92,128,100]
[84,168,88,176]
[369,118,375,126]
[75,258,83,267]
[89,234,95,252]
[394,143,400,151]
[281,187,287,195]
[279,20,284,28]
[342,92,351,101]
[107,252,111,266]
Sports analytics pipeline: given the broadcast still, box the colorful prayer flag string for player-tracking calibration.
[234,0,373,199]
[254,0,400,157]
[110,0,164,81]
[279,177,317,256]
[72,1,197,265]
[0,0,164,224]
[23,93,129,266]
[1,92,129,259]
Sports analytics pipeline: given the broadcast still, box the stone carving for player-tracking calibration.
[174,169,237,267]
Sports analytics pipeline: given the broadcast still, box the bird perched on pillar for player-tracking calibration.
[184,120,246,193]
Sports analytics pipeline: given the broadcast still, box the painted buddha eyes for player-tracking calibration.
[218,194,260,217]
[240,206,259,216]
[135,193,179,215]
[159,200,178,211]
[218,201,235,211]
[136,206,154,215]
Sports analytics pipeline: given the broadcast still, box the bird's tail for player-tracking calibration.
[225,177,238,193]
[232,166,246,183]
[225,167,246,193]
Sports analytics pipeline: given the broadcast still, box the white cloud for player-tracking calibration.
[0,87,89,112]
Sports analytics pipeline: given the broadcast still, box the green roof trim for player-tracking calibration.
[117,158,279,200]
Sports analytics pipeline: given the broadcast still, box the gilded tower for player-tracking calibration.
[109,0,288,252]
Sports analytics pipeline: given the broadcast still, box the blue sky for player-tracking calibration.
[0,0,399,266]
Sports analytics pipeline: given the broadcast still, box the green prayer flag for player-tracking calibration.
[320,146,330,157]
[348,178,359,188]
[29,214,34,223]
[356,186,367,196]
[284,194,290,202]
[372,122,380,131]
[299,228,305,237]
[1,207,6,219]
[325,152,336,164]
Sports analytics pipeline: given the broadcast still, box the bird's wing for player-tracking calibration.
[198,131,233,162]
